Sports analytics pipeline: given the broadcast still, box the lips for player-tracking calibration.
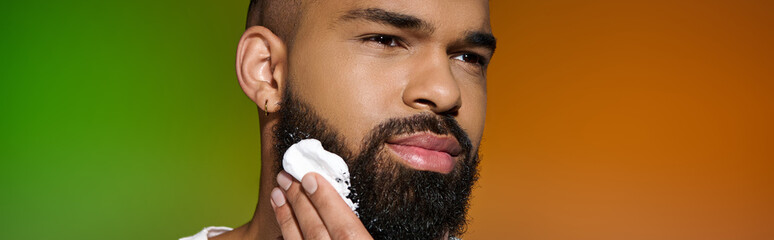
[385,132,463,174]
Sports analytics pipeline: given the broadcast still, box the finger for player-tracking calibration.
[279,171,332,240]
[270,187,303,240]
[302,173,372,240]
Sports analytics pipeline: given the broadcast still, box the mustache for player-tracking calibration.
[365,112,473,161]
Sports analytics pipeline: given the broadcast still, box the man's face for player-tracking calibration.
[288,0,492,155]
[274,0,493,239]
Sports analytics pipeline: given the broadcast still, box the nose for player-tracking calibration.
[402,52,462,115]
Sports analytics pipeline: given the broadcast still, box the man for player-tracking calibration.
[183,0,495,239]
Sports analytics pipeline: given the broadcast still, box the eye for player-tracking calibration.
[453,53,486,66]
[362,35,402,48]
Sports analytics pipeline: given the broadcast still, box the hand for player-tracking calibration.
[271,171,373,240]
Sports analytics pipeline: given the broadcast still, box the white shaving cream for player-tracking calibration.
[282,139,357,213]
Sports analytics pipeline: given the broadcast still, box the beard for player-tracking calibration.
[273,87,480,240]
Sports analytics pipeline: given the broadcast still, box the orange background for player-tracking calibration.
[469,0,774,239]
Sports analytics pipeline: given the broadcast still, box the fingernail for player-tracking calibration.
[271,188,286,207]
[302,174,318,195]
[277,171,292,190]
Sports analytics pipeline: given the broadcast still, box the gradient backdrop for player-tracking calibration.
[1,0,772,239]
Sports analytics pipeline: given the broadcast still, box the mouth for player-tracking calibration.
[385,132,463,174]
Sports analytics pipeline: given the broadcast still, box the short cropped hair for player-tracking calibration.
[246,0,302,46]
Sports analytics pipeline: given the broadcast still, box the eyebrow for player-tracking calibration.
[338,8,497,53]
[465,31,497,54]
[338,8,435,34]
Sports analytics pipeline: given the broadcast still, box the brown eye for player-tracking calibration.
[454,53,483,65]
[365,35,400,47]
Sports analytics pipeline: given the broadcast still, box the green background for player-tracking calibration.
[1,1,261,239]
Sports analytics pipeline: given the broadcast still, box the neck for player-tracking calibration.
[212,116,281,240]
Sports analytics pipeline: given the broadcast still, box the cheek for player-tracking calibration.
[290,43,406,151]
[458,80,487,148]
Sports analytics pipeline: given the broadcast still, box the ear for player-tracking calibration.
[236,26,287,114]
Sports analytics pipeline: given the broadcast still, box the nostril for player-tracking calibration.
[414,98,437,109]
[442,104,460,117]
[413,98,460,116]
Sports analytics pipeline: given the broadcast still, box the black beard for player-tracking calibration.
[273,88,480,240]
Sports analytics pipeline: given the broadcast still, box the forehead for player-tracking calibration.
[301,0,492,34]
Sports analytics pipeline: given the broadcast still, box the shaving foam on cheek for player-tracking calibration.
[282,139,358,213]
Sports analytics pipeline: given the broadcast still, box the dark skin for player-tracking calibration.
[219,0,494,239]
